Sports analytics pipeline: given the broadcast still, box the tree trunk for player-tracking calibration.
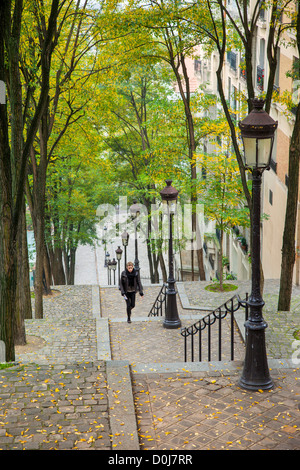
[15,202,32,344]
[159,252,167,283]
[171,52,206,281]
[8,0,31,343]
[219,230,224,291]
[68,247,76,285]
[146,239,155,283]
[146,209,160,284]
[196,222,206,280]
[0,103,16,361]
[53,246,66,285]
[0,0,59,358]
[33,116,48,318]
[277,5,300,311]
[278,104,300,310]
[43,247,52,294]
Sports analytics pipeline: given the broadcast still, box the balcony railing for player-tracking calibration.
[240,67,247,81]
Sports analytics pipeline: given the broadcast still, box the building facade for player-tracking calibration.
[178,0,300,285]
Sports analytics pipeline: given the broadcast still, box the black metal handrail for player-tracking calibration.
[148,283,167,317]
[181,293,248,362]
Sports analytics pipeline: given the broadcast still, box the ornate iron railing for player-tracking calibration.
[181,294,248,362]
[148,283,167,317]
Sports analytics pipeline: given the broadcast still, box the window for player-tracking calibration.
[227,51,237,71]
[259,0,266,21]
[291,56,300,114]
[257,39,265,91]
[269,190,273,205]
[274,47,280,93]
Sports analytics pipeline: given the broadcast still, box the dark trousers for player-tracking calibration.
[126,292,136,318]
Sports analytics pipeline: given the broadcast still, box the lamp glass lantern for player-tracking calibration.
[111,258,117,270]
[239,98,278,170]
[121,231,129,247]
[115,246,123,261]
[160,180,179,212]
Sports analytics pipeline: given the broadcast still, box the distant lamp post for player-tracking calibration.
[107,259,112,285]
[238,98,277,391]
[130,200,141,273]
[160,180,181,329]
[115,246,123,282]
[110,258,117,285]
[106,254,111,284]
[121,230,129,268]
[103,226,108,267]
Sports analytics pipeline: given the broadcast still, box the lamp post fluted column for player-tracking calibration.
[160,180,181,329]
[164,207,181,329]
[238,169,273,390]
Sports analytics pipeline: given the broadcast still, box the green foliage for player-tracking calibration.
[197,131,250,233]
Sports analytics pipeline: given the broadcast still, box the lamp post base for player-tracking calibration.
[163,318,181,329]
[163,291,181,329]
[238,320,273,391]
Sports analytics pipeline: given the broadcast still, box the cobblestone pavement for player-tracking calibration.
[0,286,111,450]
[132,367,300,450]
[0,361,111,450]
[0,281,299,452]
[19,286,98,364]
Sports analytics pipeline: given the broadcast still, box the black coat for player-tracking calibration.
[120,269,143,296]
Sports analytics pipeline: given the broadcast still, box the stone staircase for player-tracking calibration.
[95,281,300,449]
[95,284,247,449]
[8,281,299,450]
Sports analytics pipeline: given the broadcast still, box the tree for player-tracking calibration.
[0,0,59,361]
[91,61,180,282]
[197,128,250,290]
[278,3,300,310]
[45,165,99,285]
[23,0,99,317]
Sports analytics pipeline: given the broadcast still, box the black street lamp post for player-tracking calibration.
[160,180,181,329]
[106,253,111,284]
[107,259,112,285]
[111,258,117,285]
[238,98,278,391]
[115,246,123,283]
[130,200,141,274]
[121,230,129,269]
[103,227,108,267]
